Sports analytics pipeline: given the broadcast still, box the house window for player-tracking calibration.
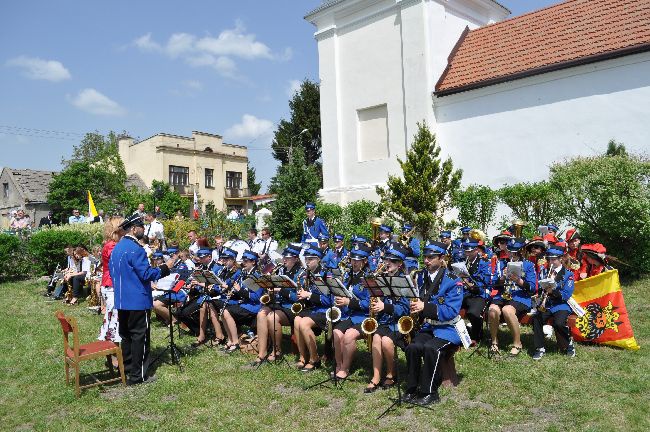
[169,165,189,186]
[226,171,242,189]
[205,168,214,188]
[2,183,8,198]
[357,104,389,162]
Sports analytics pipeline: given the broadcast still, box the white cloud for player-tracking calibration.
[183,80,203,90]
[225,114,274,141]
[132,21,288,78]
[69,88,126,116]
[6,55,71,82]
[287,79,301,97]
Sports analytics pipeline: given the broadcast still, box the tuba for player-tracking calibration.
[512,219,527,238]
[370,217,383,249]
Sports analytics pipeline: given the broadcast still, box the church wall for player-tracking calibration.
[434,52,650,188]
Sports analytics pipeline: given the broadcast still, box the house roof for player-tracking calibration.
[5,168,58,203]
[435,0,650,96]
[125,173,148,192]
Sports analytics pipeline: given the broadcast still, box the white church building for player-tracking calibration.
[306,0,650,205]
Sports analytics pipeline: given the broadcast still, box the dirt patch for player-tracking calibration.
[458,399,494,411]
[274,384,294,395]
[15,423,34,431]
[162,394,178,402]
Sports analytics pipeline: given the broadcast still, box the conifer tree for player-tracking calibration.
[376,122,462,238]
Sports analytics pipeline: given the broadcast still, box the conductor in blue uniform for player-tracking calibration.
[109,214,174,385]
[301,202,329,247]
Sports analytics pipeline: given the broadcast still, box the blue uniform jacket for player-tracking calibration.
[465,257,492,299]
[417,268,464,345]
[332,247,348,267]
[110,236,168,310]
[544,266,575,313]
[230,269,263,313]
[405,237,420,270]
[339,269,371,324]
[301,217,329,244]
[375,272,410,330]
[300,269,333,314]
[278,265,305,309]
[491,259,537,308]
[321,248,338,270]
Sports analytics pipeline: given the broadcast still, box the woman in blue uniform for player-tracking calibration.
[332,244,372,381]
[222,250,263,353]
[532,245,576,360]
[404,240,464,405]
[293,246,331,371]
[488,237,538,356]
[363,244,410,394]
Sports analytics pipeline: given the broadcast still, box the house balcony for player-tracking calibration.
[172,184,196,196]
[224,187,250,199]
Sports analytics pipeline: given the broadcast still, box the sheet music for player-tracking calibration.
[506,261,523,279]
[451,262,471,278]
[539,277,556,290]
[270,274,298,289]
[242,278,261,292]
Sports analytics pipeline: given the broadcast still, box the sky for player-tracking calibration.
[0,0,560,192]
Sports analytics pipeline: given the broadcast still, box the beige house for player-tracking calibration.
[118,131,250,212]
[0,167,56,229]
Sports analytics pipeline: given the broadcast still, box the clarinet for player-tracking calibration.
[217,266,240,319]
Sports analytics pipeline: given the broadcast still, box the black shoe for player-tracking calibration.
[127,375,157,386]
[402,391,418,403]
[415,392,440,406]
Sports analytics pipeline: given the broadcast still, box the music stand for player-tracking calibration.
[150,281,185,372]
[376,274,432,419]
[255,274,295,368]
[304,275,355,390]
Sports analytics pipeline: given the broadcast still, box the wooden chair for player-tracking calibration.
[55,310,126,397]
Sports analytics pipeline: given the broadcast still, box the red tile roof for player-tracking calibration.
[435,0,650,96]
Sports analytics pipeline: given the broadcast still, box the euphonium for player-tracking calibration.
[513,219,526,237]
[325,306,341,323]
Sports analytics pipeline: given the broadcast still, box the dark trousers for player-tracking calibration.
[462,296,485,341]
[405,333,453,395]
[71,274,86,298]
[118,309,151,383]
[533,309,571,351]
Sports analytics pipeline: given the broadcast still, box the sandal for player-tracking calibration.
[250,355,267,367]
[364,380,381,394]
[509,345,523,356]
[225,344,240,354]
[295,360,306,369]
[381,377,395,390]
[191,338,207,348]
[300,360,321,372]
[490,344,500,355]
[267,351,282,362]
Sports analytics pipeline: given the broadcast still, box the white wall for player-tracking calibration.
[434,52,650,188]
[309,0,507,205]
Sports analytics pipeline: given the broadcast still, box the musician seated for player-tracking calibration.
[460,240,491,345]
[318,234,337,270]
[190,248,237,347]
[253,244,303,366]
[293,247,331,371]
[332,244,372,380]
[221,251,263,353]
[152,251,188,326]
[363,244,410,394]
[50,245,75,298]
[579,243,612,280]
[488,238,537,356]
[405,241,464,405]
[532,245,576,360]
[65,246,92,305]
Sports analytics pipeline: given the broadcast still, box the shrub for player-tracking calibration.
[28,224,103,275]
[549,153,650,277]
[498,181,566,230]
[452,184,499,232]
[0,233,34,282]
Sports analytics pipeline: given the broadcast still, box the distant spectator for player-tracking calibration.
[68,209,86,224]
[212,235,224,261]
[238,209,245,221]
[39,211,56,228]
[154,205,166,220]
[145,212,166,250]
[10,209,31,229]
[174,210,185,221]
[187,230,199,255]
[227,208,238,221]
[133,203,146,219]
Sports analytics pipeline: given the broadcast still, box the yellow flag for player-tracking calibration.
[87,190,98,218]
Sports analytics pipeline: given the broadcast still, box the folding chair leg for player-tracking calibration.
[64,360,70,385]
[116,349,126,386]
[74,365,81,398]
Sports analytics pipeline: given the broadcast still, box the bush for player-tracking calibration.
[161,213,256,249]
[498,181,565,230]
[452,184,499,232]
[0,233,34,282]
[28,224,104,275]
[549,153,650,277]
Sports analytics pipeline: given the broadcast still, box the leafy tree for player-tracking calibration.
[452,184,499,232]
[119,180,190,218]
[268,147,321,241]
[376,122,462,238]
[271,79,321,167]
[606,139,628,157]
[498,181,564,230]
[247,165,262,196]
[549,152,650,277]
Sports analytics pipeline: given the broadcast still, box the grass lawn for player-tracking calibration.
[0,277,648,431]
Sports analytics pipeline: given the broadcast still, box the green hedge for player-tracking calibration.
[0,233,33,282]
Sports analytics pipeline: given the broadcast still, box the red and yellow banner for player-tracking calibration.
[570,269,639,350]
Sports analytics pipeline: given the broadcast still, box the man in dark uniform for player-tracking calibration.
[109,214,175,385]
[461,239,492,344]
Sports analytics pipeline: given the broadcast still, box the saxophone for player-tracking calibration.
[397,269,420,344]
[361,262,386,349]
